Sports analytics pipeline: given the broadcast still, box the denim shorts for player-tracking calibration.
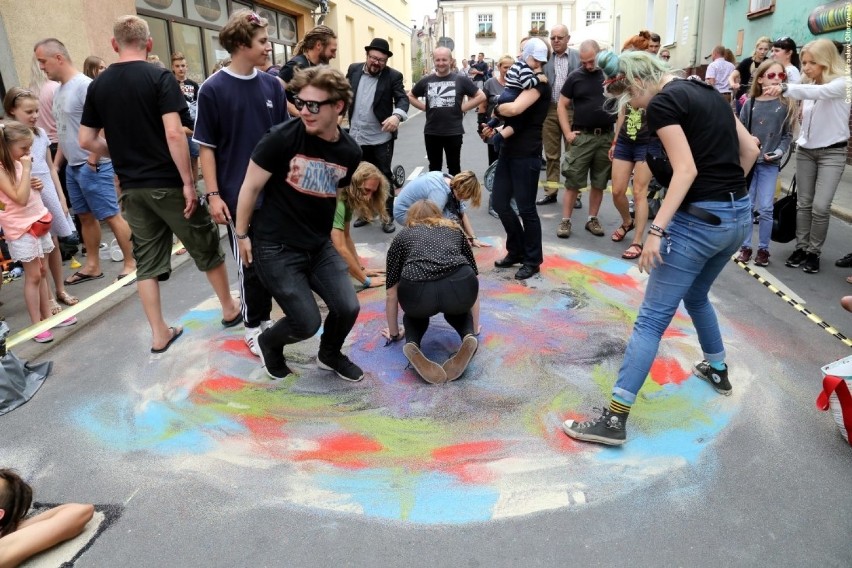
[66,162,120,220]
[613,137,650,163]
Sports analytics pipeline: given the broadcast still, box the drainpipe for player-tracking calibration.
[690,0,704,74]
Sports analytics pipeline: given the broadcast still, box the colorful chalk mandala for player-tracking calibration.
[74,241,747,523]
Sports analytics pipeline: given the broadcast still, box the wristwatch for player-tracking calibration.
[780,83,788,94]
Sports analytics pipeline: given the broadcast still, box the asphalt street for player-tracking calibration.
[2,110,852,567]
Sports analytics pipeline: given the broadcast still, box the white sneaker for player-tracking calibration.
[260,319,274,331]
[245,326,263,357]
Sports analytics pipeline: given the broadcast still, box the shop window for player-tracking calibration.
[173,22,205,83]
[140,15,172,65]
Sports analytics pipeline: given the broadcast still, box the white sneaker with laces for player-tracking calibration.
[245,326,263,357]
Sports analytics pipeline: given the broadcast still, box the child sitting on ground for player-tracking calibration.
[486,38,549,152]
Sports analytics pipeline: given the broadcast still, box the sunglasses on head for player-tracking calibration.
[293,97,335,114]
[763,71,787,80]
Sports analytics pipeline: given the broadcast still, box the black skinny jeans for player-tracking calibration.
[398,265,477,345]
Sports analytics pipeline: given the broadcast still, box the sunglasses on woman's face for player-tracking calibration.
[763,71,787,80]
[660,54,670,60]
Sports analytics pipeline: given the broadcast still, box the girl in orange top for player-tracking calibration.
[0,121,76,342]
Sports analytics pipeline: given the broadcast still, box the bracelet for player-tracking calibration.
[649,223,668,236]
[362,276,371,289]
[235,232,249,240]
[647,230,663,238]
[468,235,476,241]
[206,191,219,198]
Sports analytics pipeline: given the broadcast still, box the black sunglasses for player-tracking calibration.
[293,97,335,114]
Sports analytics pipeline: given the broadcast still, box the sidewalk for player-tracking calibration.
[778,156,852,223]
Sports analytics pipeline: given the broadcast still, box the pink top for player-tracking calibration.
[36,81,60,144]
[0,161,49,241]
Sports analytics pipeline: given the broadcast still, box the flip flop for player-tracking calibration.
[151,326,184,354]
[221,312,244,328]
[622,243,643,260]
[64,271,105,286]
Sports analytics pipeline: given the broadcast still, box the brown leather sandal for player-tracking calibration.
[611,221,635,242]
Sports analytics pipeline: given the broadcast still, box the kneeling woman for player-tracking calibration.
[331,162,390,290]
[383,200,480,384]
[392,170,489,248]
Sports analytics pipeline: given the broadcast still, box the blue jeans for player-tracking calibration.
[492,155,543,266]
[612,196,751,403]
[743,162,778,250]
[252,239,360,357]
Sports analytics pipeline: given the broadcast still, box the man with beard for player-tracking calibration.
[346,38,409,233]
[281,25,337,115]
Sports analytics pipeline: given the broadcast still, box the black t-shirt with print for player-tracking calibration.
[411,72,479,136]
[81,61,186,189]
[250,119,362,250]
[560,68,614,130]
[647,79,745,203]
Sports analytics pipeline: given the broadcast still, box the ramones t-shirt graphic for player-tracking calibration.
[251,119,362,250]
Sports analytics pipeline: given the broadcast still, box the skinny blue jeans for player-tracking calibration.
[612,195,751,403]
[743,162,778,250]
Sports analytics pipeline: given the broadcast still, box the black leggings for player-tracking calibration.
[398,265,478,345]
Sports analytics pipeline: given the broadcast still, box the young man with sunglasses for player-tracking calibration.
[346,38,409,234]
[235,67,364,382]
[192,9,288,357]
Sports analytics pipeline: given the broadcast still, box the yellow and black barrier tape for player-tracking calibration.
[732,257,852,348]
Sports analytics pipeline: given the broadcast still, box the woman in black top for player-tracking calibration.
[383,200,480,384]
[482,37,551,280]
[562,51,760,446]
[730,36,772,113]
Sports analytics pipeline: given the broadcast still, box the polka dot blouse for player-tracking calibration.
[385,224,478,288]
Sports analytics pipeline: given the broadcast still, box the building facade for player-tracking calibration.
[612,0,724,75]
[433,0,613,68]
[0,0,412,102]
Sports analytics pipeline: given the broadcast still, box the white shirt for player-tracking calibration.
[785,65,801,85]
[785,77,851,149]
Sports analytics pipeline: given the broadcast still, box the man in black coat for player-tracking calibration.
[346,38,409,233]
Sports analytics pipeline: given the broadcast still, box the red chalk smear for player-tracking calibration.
[441,463,496,484]
[241,415,288,439]
[432,440,502,462]
[649,357,688,385]
[220,338,251,355]
[293,433,383,469]
[194,376,249,393]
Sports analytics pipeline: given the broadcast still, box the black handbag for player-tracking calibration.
[771,174,797,243]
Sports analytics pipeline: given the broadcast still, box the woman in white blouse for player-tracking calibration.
[765,39,851,274]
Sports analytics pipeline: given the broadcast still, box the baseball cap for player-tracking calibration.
[522,37,549,63]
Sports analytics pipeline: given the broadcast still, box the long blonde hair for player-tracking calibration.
[800,39,846,84]
[449,171,482,208]
[343,162,389,223]
[748,60,796,131]
[405,199,460,230]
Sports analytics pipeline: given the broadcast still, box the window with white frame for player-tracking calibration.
[749,0,773,12]
[586,10,601,26]
[478,14,493,35]
[530,11,546,34]
[665,0,678,45]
